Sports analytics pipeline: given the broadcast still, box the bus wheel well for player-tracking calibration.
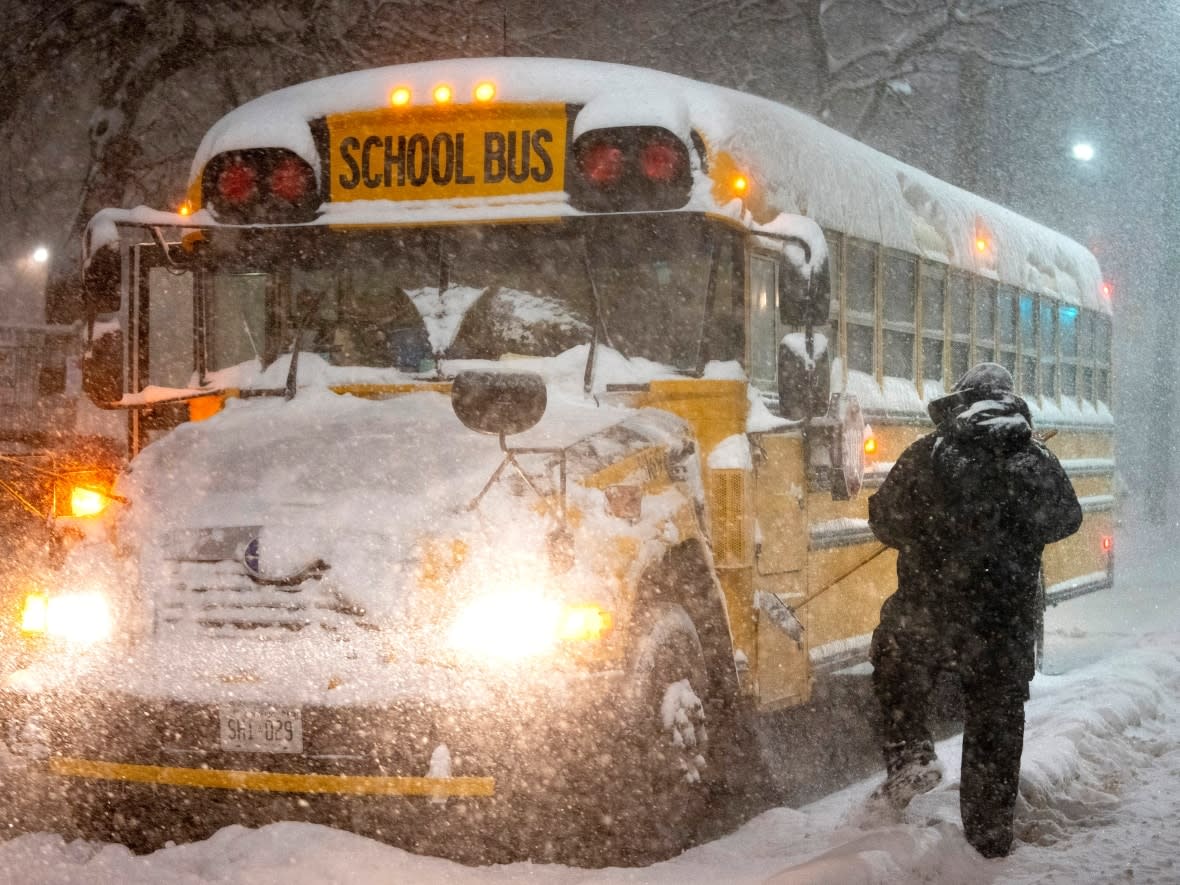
[633,541,739,707]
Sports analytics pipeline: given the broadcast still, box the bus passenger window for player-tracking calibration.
[920,262,946,384]
[974,279,997,366]
[749,255,778,391]
[845,239,876,376]
[1079,310,1095,402]
[1040,300,1057,400]
[997,286,1018,382]
[883,252,916,381]
[949,271,971,384]
[1096,315,1112,404]
[1018,291,1036,397]
[1060,305,1079,398]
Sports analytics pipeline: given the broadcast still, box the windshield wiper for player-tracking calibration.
[581,239,614,396]
[283,287,332,400]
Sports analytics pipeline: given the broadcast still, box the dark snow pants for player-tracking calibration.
[870,594,1031,857]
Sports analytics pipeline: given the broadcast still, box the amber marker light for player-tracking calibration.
[473,81,496,102]
[390,86,411,107]
[732,174,749,194]
[70,485,109,518]
[975,237,989,253]
[863,435,878,456]
[557,605,613,643]
[21,592,48,634]
[178,201,192,217]
[432,84,453,104]
[1101,535,1114,553]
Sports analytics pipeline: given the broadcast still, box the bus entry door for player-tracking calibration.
[752,430,812,710]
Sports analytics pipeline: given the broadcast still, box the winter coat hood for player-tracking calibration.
[927,362,1031,450]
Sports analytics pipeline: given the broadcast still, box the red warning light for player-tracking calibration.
[1101,535,1113,553]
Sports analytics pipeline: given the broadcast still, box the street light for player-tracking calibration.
[1072,142,1096,163]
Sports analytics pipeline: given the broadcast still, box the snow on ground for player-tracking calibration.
[2,513,1177,884]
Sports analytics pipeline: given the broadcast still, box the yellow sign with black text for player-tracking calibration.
[326,105,567,202]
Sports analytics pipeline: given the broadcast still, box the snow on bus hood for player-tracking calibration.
[114,351,682,622]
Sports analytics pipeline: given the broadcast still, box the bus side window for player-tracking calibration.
[1095,313,1111,405]
[997,285,1018,381]
[1079,309,1095,402]
[1060,305,1079,399]
[748,254,778,391]
[1018,290,1037,398]
[948,271,971,384]
[919,261,946,387]
[974,279,997,366]
[1040,298,1057,401]
[845,239,876,377]
[882,251,916,382]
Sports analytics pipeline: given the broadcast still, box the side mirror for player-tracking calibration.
[452,371,547,437]
[777,333,831,421]
[83,244,122,316]
[82,324,123,406]
[806,393,865,501]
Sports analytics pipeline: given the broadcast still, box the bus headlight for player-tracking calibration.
[20,591,113,644]
[446,590,612,661]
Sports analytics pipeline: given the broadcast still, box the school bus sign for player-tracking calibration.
[326,104,568,202]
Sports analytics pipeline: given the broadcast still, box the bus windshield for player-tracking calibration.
[201,215,742,380]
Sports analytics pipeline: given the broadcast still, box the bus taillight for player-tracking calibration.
[269,156,315,203]
[579,142,625,186]
[639,138,685,183]
[203,149,320,222]
[217,161,258,205]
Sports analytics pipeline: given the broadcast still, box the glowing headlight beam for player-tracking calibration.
[20,591,113,644]
[447,592,613,661]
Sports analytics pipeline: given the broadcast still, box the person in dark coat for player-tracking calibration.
[867,362,1082,858]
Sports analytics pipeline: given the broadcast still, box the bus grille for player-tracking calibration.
[156,559,367,638]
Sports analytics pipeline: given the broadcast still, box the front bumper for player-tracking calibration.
[0,667,626,802]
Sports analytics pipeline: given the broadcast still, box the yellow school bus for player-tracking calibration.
[2,58,1112,861]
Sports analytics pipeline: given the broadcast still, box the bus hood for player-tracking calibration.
[113,384,668,626]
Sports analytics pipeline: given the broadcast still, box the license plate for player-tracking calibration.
[219,705,303,753]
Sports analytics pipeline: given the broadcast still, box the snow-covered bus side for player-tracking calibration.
[0,58,1111,862]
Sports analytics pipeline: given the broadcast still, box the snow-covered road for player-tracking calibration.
[3,515,1178,884]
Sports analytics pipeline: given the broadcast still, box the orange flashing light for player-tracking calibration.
[473,81,496,102]
[390,87,411,107]
[732,175,749,195]
[21,592,48,634]
[863,435,878,456]
[70,485,108,518]
[432,84,453,104]
[558,605,613,643]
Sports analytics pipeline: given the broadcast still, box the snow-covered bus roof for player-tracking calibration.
[169,58,1101,313]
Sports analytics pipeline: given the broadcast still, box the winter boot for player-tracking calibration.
[872,741,943,810]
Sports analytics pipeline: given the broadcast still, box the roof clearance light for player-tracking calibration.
[1102,281,1113,299]
[1101,535,1113,552]
[639,139,684,183]
[975,237,989,253]
[269,155,314,203]
[433,84,453,104]
[474,81,496,102]
[178,201,192,217]
[580,142,625,186]
[217,160,258,205]
[390,87,411,107]
[732,174,749,194]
